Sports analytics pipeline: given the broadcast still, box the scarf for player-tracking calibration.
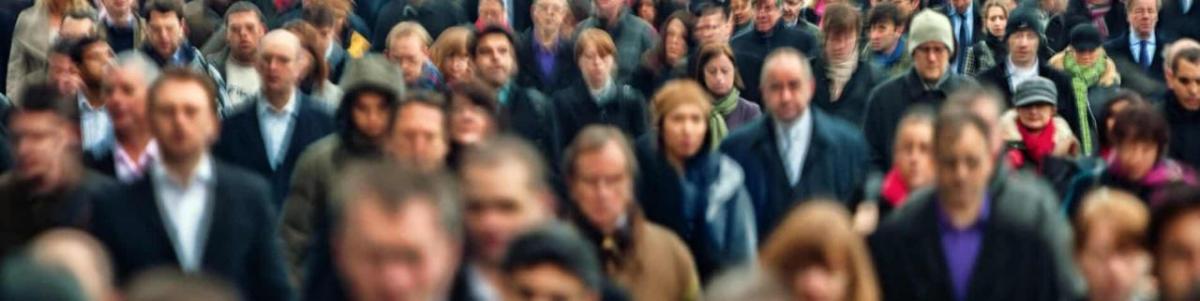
[709,89,740,148]
[880,169,910,207]
[1087,1,1112,38]
[1063,50,1105,155]
[1017,117,1058,170]
[826,52,859,100]
[1104,153,1199,206]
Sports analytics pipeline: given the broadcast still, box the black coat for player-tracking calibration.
[730,21,820,104]
[213,94,336,210]
[371,0,469,51]
[1162,94,1200,170]
[516,29,579,94]
[1158,0,1200,41]
[719,109,871,240]
[503,85,562,171]
[88,161,294,301]
[810,58,884,127]
[0,170,115,258]
[1065,0,1128,39]
[863,70,975,170]
[975,61,1097,148]
[1104,30,1175,84]
[551,82,649,146]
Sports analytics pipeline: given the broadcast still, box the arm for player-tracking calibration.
[279,146,328,285]
[251,179,298,301]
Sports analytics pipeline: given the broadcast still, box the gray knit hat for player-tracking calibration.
[907,9,955,56]
[1014,77,1058,107]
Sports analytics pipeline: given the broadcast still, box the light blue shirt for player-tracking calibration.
[1129,29,1157,67]
[950,3,975,47]
[257,91,298,169]
[151,154,215,272]
[775,109,814,187]
[1184,0,1193,13]
[79,94,113,154]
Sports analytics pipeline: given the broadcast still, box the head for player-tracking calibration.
[29,229,115,301]
[144,0,187,60]
[281,21,331,94]
[1012,77,1059,131]
[1167,47,1200,110]
[105,52,160,140]
[336,55,405,153]
[146,69,221,166]
[1100,90,1148,148]
[1148,186,1200,301]
[60,9,98,40]
[731,0,755,24]
[430,26,476,84]
[1005,11,1043,67]
[1126,0,1159,39]
[502,224,604,301]
[932,111,996,209]
[224,2,267,63]
[479,0,509,27]
[448,80,501,146]
[867,3,906,53]
[781,0,803,22]
[760,201,881,301]
[386,22,434,85]
[1108,105,1169,181]
[821,4,861,63]
[1073,188,1151,301]
[575,29,617,90]
[594,0,623,20]
[983,1,1009,38]
[101,0,135,19]
[387,91,450,172]
[564,125,637,235]
[460,137,555,266]
[892,0,922,17]
[68,36,115,89]
[694,4,733,46]
[659,12,692,65]
[944,85,1010,155]
[9,84,80,194]
[332,165,463,301]
[532,0,568,34]
[753,0,782,33]
[652,80,713,163]
[759,48,815,123]
[124,268,239,301]
[255,30,304,96]
[694,43,744,97]
[564,0,594,33]
[908,10,955,82]
[892,107,937,191]
[471,26,519,87]
[301,0,352,48]
[636,0,658,25]
[48,40,82,97]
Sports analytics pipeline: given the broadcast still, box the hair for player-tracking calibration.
[332,163,463,241]
[67,35,107,66]
[692,43,744,91]
[693,0,732,19]
[567,0,593,21]
[982,0,1010,19]
[52,37,80,57]
[303,0,352,19]
[281,20,331,93]
[893,105,937,148]
[124,268,239,301]
[1098,90,1149,148]
[29,229,114,301]
[470,25,518,59]
[115,51,163,85]
[447,80,502,127]
[1170,47,1200,74]
[1108,103,1169,154]
[867,2,906,28]
[142,0,185,22]
[643,11,693,72]
[431,26,475,75]
[502,223,604,293]
[146,68,220,116]
[574,28,617,61]
[652,79,714,128]
[943,84,1008,121]
[461,135,550,191]
[387,22,434,49]
[1074,188,1150,252]
[13,83,80,122]
[759,200,881,301]
[1124,0,1162,12]
[934,109,994,152]
[300,2,337,29]
[563,125,638,178]
[821,3,862,37]
[223,1,265,25]
[760,48,813,90]
[705,267,792,301]
[1148,186,1200,256]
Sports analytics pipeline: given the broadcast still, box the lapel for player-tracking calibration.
[905,198,956,300]
[200,165,229,269]
[131,177,180,263]
[796,111,828,193]
[751,117,793,200]
[243,96,272,172]
[15,9,49,63]
[283,97,315,167]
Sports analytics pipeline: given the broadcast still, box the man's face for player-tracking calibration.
[255,36,301,95]
[892,0,919,17]
[893,122,935,189]
[1007,30,1040,67]
[387,36,429,85]
[731,0,755,24]
[754,0,782,32]
[868,22,904,52]
[1168,59,1200,110]
[532,0,566,32]
[760,57,813,123]
[147,11,185,59]
[913,42,951,82]
[148,80,219,162]
[781,0,803,22]
[59,17,94,40]
[461,161,551,265]
[336,200,461,301]
[569,142,633,235]
[951,0,971,12]
[473,34,517,87]
[100,0,134,17]
[1077,222,1149,301]
[594,0,623,18]
[1156,211,1200,301]
[104,65,150,134]
[694,11,732,46]
[934,126,994,208]
[388,103,449,172]
[479,0,508,26]
[506,264,599,301]
[1127,0,1158,38]
[48,54,81,97]
[10,112,74,183]
[226,12,266,62]
[80,42,115,86]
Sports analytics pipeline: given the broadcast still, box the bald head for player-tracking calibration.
[256,30,304,97]
[759,48,815,123]
[29,229,114,301]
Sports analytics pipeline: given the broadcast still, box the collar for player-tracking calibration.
[914,68,952,90]
[1129,29,1157,44]
[532,33,561,53]
[116,140,159,167]
[497,82,514,105]
[588,79,614,101]
[258,90,299,117]
[953,2,975,18]
[324,42,335,60]
[773,108,814,142]
[1006,57,1040,75]
[151,153,215,189]
[78,93,104,111]
[103,13,135,27]
[935,193,992,231]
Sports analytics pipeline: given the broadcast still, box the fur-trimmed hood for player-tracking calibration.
[999,109,1081,157]
[1049,47,1120,87]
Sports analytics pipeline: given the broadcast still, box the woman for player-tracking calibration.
[446,80,502,169]
[760,201,881,301]
[632,11,691,97]
[283,21,343,106]
[964,0,1009,75]
[811,3,882,126]
[635,0,659,30]
[875,107,937,217]
[552,28,648,147]
[693,43,761,144]
[1049,23,1120,153]
[1097,90,1148,154]
[633,80,757,283]
[7,0,90,99]
[429,26,475,85]
[1073,188,1154,301]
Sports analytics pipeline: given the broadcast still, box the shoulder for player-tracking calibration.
[874,189,935,235]
[721,118,768,150]
[215,160,271,192]
[814,110,868,146]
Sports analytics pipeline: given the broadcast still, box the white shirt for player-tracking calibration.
[224,61,261,108]
[1129,29,1157,67]
[79,94,114,154]
[466,264,501,301]
[151,154,215,272]
[1006,58,1040,91]
[114,141,159,183]
[258,91,298,169]
[775,109,814,186]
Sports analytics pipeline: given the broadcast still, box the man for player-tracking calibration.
[941,0,982,74]
[502,224,606,301]
[183,0,233,50]
[565,125,700,301]
[1148,186,1200,301]
[84,52,160,183]
[100,0,146,52]
[890,0,923,20]
[471,25,561,169]
[1104,0,1174,96]
[576,0,656,82]
[977,10,1095,156]
[88,69,292,300]
[477,0,510,29]
[458,137,556,301]
[466,0,535,33]
[692,1,736,47]
[864,9,975,170]
[330,164,464,301]
[43,40,83,103]
[810,4,884,126]
[1162,46,1200,170]
[213,30,335,209]
[208,1,267,108]
[730,0,820,104]
[864,3,912,78]
[141,0,229,113]
[780,0,803,27]
[385,22,443,90]
[868,110,1076,301]
[517,0,576,93]
[7,8,98,100]
[69,36,117,155]
[0,83,117,258]
[720,48,870,240]
[385,91,450,172]
[729,0,755,35]
[299,2,355,82]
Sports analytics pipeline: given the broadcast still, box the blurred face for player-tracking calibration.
[704,54,737,96]
[966,98,1006,155]
[104,66,150,135]
[754,0,782,32]
[986,7,1007,38]
[732,0,754,24]
[336,200,461,301]
[913,42,951,82]
[316,25,337,54]
[868,22,904,52]
[48,54,81,96]
[226,12,266,62]
[1008,30,1040,67]
[1105,100,1132,133]
[449,95,495,145]
[1127,0,1158,38]
[388,36,430,85]
[147,11,185,59]
[578,44,615,90]
[1077,222,1149,301]
[444,54,474,83]
[892,0,920,16]
[59,18,94,40]
[761,57,814,123]
[1076,48,1100,66]
[80,42,115,86]
[1016,103,1055,130]
[388,103,449,172]
[148,80,220,163]
[532,0,566,32]
[507,264,599,301]
[893,121,936,190]
[665,20,688,64]
[594,0,623,19]
[695,12,732,45]
[638,1,657,24]
[101,0,134,17]
[661,104,708,162]
[824,31,858,63]
[10,112,73,185]
[461,161,551,265]
[951,0,971,12]
[474,34,517,87]
[352,92,393,141]
[782,0,803,21]
[569,142,633,234]
[1113,140,1158,181]
[1156,211,1200,301]
[255,36,302,95]
[790,266,849,301]
[934,126,994,207]
[1168,59,1200,110]
[479,0,508,26]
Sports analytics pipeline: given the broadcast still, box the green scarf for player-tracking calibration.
[710,89,740,148]
[1062,51,1106,155]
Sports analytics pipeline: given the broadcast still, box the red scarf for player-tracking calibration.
[881,169,910,207]
[1017,118,1058,169]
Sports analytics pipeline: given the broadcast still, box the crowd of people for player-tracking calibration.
[0,0,1199,300]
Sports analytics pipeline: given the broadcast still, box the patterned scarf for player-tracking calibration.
[1062,50,1105,155]
[710,89,740,148]
[1088,1,1112,38]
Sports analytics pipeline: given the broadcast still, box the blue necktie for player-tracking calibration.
[1139,40,1151,71]
[957,14,969,73]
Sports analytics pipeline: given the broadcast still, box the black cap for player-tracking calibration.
[1069,23,1103,51]
[1004,9,1044,42]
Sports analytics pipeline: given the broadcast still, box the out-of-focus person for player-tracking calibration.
[760,201,881,301]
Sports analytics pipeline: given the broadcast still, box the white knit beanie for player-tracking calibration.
[907,9,955,56]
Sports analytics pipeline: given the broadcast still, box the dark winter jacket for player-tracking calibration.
[730,21,820,104]
[863,69,976,170]
[551,81,649,146]
[810,58,884,127]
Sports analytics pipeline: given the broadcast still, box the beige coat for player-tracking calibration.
[7,2,52,100]
[1048,47,1121,87]
[604,212,701,301]
[999,110,1081,157]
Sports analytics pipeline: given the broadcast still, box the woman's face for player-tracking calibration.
[1017,103,1055,131]
[578,44,615,90]
[823,31,858,63]
[296,51,315,82]
[1105,100,1132,134]
[1076,48,1100,66]
[790,265,849,301]
[703,54,737,97]
[986,7,1007,38]
[665,19,688,64]
[449,94,495,145]
[351,92,392,141]
[893,122,936,190]
[1115,140,1159,181]
[638,1,657,25]
[445,54,474,83]
[1077,222,1150,301]
[661,104,708,162]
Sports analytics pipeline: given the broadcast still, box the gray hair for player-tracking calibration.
[332,163,464,242]
[759,48,814,90]
[114,51,162,85]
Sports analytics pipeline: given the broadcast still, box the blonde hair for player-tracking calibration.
[1074,188,1150,252]
[387,21,433,49]
[430,26,474,76]
[574,28,617,60]
[651,80,713,128]
[760,200,881,301]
